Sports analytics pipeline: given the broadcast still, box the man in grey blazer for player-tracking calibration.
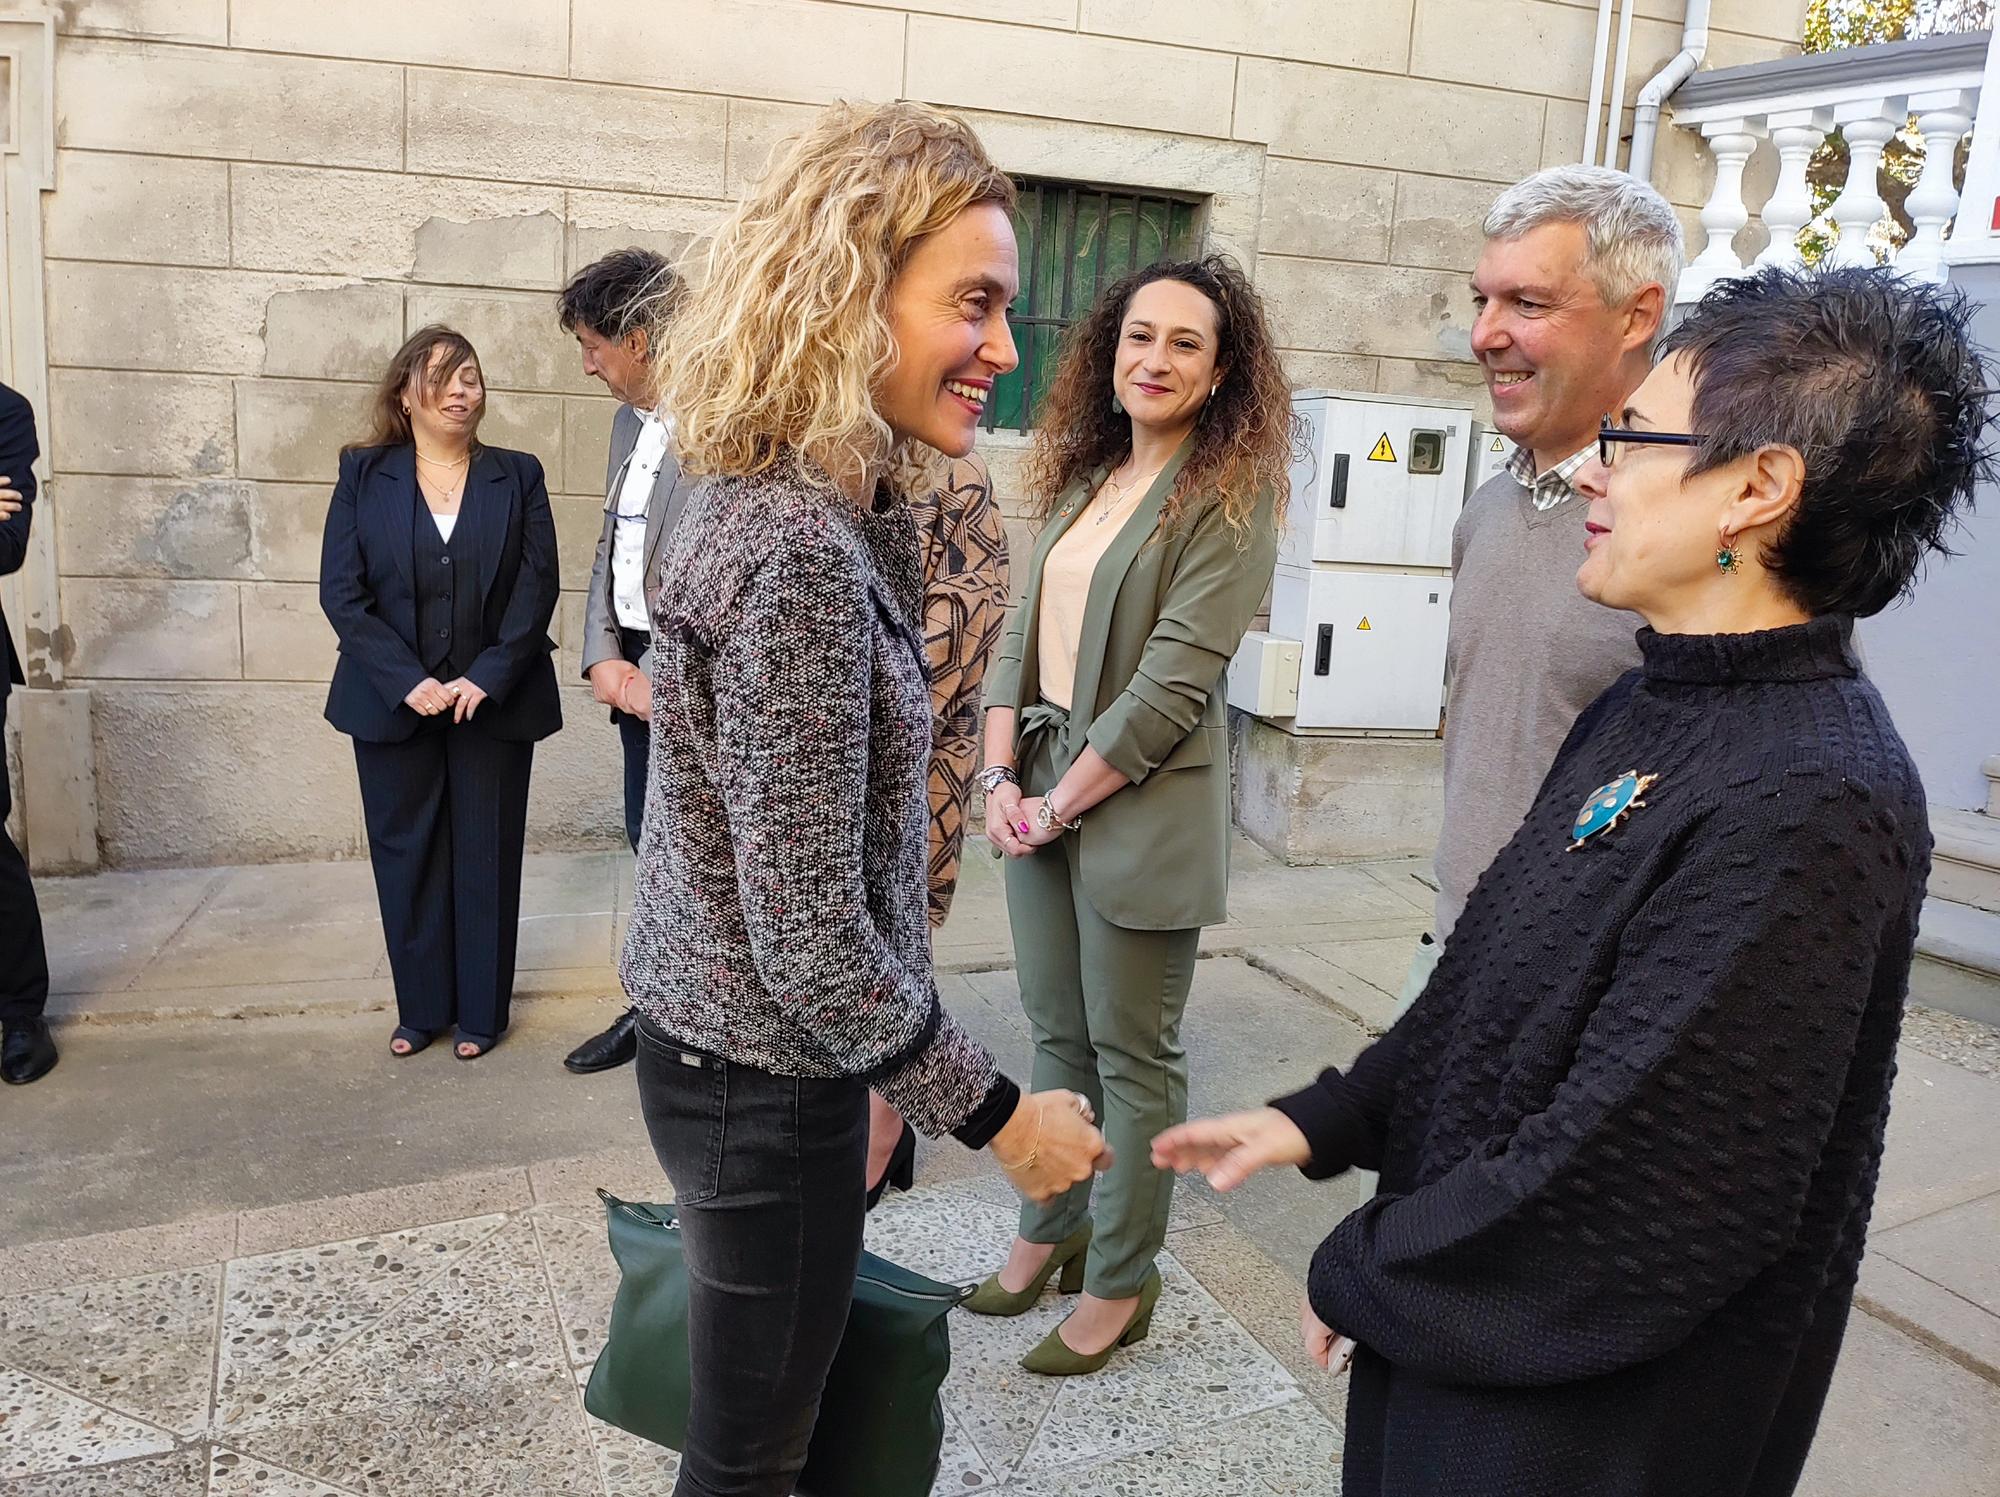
[555,248,688,1074]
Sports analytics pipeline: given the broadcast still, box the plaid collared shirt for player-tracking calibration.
[1507,440,1595,512]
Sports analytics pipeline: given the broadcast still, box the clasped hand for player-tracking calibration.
[403,676,488,722]
[587,660,651,722]
[982,782,1062,858]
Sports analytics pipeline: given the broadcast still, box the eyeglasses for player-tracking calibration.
[1598,414,1702,467]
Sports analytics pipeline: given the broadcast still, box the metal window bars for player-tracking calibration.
[985,180,1203,432]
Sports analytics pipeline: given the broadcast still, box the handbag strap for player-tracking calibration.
[597,1188,678,1230]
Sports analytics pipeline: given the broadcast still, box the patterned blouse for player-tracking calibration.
[909,453,1010,927]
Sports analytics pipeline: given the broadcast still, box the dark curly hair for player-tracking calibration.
[557,246,684,343]
[1661,264,1992,618]
[1023,255,1300,539]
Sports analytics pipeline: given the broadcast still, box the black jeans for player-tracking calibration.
[614,626,650,853]
[634,1017,868,1497]
[0,726,50,1024]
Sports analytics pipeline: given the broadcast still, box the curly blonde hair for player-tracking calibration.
[1023,256,1299,538]
[663,100,1016,499]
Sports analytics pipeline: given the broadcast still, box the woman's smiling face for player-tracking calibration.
[878,201,1021,458]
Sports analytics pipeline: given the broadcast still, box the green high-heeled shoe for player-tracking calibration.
[961,1223,1092,1317]
[1019,1266,1162,1376]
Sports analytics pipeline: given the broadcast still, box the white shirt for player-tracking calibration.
[431,511,458,543]
[610,412,672,632]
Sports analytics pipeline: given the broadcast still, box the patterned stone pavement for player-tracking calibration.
[0,1173,1343,1496]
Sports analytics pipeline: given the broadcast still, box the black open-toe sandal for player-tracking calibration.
[455,1031,500,1061]
[390,1026,435,1057]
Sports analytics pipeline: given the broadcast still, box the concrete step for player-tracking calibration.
[1913,895,2000,1028]
[1931,808,2000,914]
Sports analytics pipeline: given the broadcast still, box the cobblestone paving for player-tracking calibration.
[0,1177,1342,1496]
[1900,1003,2000,1080]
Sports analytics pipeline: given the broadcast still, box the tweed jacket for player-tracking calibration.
[911,452,1010,927]
[985,444,1278,931]
[619,460,1002,1137]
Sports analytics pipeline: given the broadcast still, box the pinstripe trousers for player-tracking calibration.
[354,724,533,1038]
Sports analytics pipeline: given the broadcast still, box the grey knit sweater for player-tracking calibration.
[619,463,1005,1139]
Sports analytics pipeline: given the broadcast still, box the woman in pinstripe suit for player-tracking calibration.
[320,326,561,1061]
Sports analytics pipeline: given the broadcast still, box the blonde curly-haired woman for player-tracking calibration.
[616,101,1108,1495]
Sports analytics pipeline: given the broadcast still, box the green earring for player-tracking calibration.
[1716,544,1740,575]
[1110,391,1124,415]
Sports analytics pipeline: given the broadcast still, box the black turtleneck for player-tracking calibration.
[1272,616,1932,1497]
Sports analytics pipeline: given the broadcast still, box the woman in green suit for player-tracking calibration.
[971,256,1298,1373]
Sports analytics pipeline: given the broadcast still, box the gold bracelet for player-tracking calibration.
[993,1099,1043,1172]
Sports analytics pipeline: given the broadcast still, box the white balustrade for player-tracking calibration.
[1679,123,1763,303]
[1666,32,1990,302]
[1826,103,1902,269]
[1753,110,1833,269]
[1902,89,1977,278]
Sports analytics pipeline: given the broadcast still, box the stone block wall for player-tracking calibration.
[13,0,1806,867]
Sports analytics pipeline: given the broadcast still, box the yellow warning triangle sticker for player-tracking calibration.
[1357,616,1372,630]
[1489,436,1505,452]
[1367,433,1396,462]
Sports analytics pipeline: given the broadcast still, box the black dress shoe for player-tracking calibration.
[564,1008,639,1074]
[2,1019,58,1085]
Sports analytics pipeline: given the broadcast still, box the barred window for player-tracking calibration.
[986,179,1204,431]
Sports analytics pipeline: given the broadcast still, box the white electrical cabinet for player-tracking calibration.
[1268,569,1452,731]
[1469,422,1516,492]
[1280,390,1473,572]
[1232,388,1470,733]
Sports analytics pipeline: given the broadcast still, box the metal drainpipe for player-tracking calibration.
[1583,0,1617,163]
[1606,0,1639,166]
[1629,0,1710,181]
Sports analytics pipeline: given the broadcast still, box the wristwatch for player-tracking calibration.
[978,765,1019,795]
[1034,791,1081,834]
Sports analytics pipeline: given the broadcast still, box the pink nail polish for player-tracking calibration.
[1018,822,1031,835]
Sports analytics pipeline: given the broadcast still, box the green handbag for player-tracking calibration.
[582,1190,970,1497]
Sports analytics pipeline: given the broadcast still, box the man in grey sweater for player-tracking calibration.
[1399,167,1683,1008]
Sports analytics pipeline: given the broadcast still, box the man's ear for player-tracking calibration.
[1623,283,1666,354]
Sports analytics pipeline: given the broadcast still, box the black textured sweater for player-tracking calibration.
[1271,617,1929,1497]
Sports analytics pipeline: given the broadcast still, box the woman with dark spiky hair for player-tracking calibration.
[968,255,1299,1375]
[1157,265,1992,1497]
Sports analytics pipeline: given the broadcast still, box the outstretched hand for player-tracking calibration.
[993,1089,1114,1202]
[1151,1106,1311,1191]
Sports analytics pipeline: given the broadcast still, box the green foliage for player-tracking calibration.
[1795,0,1991,264]
[1803,0,1918,52]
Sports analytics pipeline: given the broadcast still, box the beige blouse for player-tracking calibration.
[1035,475,1151,710]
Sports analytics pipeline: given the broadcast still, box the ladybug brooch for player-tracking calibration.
[1567,770,1660,852]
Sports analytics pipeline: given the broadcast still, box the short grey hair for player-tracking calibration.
[1483,165,1684,309]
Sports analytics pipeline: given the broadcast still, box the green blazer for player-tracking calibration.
[984,444,1278,931]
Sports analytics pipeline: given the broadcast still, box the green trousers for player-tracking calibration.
[1006,725,1201,1299]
